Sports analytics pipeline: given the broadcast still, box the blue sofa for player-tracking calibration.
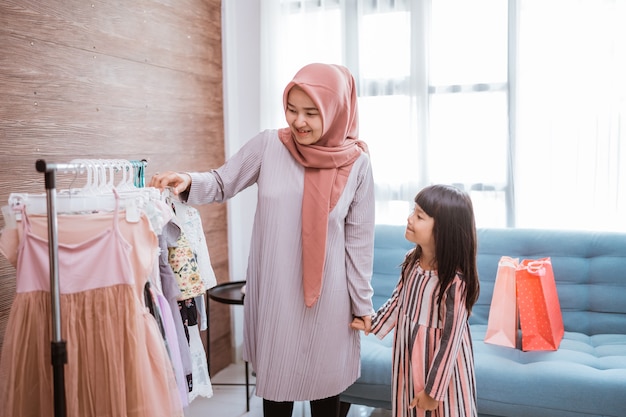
[340,225,626,417]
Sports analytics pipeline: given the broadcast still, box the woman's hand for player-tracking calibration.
[409,390,439,411]
[149,171,192,195]
[350,315,372,335]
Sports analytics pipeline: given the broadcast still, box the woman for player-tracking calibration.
[150,63,376,417]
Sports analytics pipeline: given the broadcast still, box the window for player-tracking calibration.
[261,0,626,231]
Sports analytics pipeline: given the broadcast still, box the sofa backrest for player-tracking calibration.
[371,225,626,335]
[371,225,415,310]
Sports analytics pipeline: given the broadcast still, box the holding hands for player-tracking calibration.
[350,315,372,335]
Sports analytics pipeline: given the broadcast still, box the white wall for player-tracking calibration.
[221,0,261,362]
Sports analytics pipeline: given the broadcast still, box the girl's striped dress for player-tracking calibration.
[371,260,477,417]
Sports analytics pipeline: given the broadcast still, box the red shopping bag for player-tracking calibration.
[516,258,564,351]
[484,256,520,348]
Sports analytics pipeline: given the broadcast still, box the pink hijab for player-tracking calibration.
[278,63,368,307]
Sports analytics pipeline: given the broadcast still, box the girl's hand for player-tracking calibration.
[409,390,438,411]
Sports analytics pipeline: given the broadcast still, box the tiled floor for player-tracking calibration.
[184,363,391,417]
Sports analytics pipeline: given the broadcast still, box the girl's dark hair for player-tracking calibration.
[401,184,480,314]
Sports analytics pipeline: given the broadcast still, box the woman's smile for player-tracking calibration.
[285,86,323,145]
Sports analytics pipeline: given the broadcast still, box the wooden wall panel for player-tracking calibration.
[0,0,233,376]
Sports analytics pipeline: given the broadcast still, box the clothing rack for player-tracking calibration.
[34,158,147,417]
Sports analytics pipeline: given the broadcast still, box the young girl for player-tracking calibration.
[352,184,480,417]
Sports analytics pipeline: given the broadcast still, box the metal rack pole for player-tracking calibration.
[35,159,83,417]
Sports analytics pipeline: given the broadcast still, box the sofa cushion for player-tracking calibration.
[472,324,626,417]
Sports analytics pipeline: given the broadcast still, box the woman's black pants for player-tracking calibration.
[263,394,345,417]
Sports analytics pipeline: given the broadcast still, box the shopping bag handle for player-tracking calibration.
[499,256,519,268]
[525,260,546,275]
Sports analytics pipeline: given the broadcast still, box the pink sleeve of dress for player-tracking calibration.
[371,275,404,339]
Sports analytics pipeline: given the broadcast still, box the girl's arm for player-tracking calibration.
[369,274,404,338]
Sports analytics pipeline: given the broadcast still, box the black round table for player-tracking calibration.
[207,280,253,411]
[207,280,246,305]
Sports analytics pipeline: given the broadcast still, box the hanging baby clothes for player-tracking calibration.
[0,199,183,417]
[182,298,214,402]
[162,218,213,403]
[168,197,216,331]
[194,294,208,332]
[170,199,217,292]
[154,287,190,408]
[158,230,194,399]
[178,299,196,389]
[168,228,206,301]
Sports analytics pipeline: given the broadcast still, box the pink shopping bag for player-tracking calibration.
[484,256,519,348]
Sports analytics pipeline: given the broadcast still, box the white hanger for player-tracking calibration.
[7,159,156,222]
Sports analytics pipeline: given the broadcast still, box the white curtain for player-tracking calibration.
[515,0,626,231]
[253,0,626,232]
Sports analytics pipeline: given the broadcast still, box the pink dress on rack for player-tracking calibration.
[0,202,183,417]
